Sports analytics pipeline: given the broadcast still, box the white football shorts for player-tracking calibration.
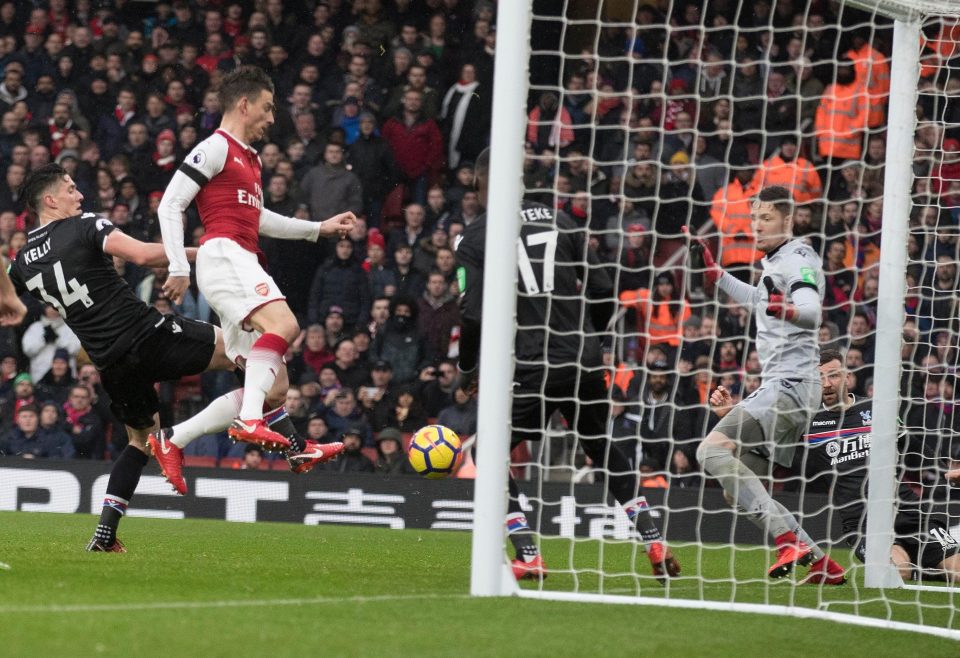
[196,237,286,364]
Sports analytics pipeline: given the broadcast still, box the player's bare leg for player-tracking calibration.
[87,420,156,552]
[890,543,915,581]
[698,426,822,579]
[936,553,960,583]
[205,327,239,371]
[228,300,299,447]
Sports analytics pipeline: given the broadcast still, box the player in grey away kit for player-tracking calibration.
[712,349,960,583]
[687,185,844,582]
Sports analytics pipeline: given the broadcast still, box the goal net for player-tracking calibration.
[471,0,960,640]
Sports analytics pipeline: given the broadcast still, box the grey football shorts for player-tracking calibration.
[713,377,821,467]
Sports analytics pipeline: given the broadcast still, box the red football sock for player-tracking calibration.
[239,333,288,420]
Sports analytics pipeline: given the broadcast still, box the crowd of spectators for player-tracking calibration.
[0,1,957,490]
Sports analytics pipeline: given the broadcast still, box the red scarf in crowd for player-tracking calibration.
[114,105,135,127]
[303,347,334,375]
[47,117,74,157]
[64,401,91,428]
[15,210,31,231]
[624,246,647,269]
[224,18,243,38]
[47,9,69,35]
[89,16,104,38]
[152,151,176,171]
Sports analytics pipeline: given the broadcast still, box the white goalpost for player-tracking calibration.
[469,0,533,597]
[861,13,917,592]
[471,0,960,640]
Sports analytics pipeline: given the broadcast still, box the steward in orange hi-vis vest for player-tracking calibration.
[710,167,760,268]
[754,135,823,203]
[619,273,691,350]
[815,57,869,160]
[920,18,960,80]
[847,39,889,129]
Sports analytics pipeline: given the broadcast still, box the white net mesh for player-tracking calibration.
[498,0,960,638]
[898,9,960,567]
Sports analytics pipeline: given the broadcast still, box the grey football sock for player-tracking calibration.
[699,443,797,540]
[736,451,825,559]
[733,498,826,560]
[788,521,825,561]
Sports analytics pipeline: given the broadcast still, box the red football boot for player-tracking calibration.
[85,537,127,553]
[512,554,548,581]
[228,418,291,451]
[768,540,814,579]
[149,428,187,495]
[647,541,681,584]
[287,441,346,474]
[802,555,847,585]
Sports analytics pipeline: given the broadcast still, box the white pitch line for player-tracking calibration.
[0,592,470,614]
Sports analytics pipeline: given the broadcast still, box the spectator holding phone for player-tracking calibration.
[359,360,400,432]
[419,359,459,417]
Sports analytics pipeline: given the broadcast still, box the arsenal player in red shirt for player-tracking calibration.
[156,66,354,488]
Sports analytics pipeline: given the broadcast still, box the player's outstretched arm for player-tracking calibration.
[454,224,482,398]
[0,262,26,327]
[456,316,480,398]
[258,208,356,242]
[683,226,756,304]
[318,211,356,238]
[104,231,198,269]
[682,226,722,287]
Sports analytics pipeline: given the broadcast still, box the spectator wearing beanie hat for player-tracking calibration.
[36,348,77,407]
[11,373,36,416]
[374,427,415,475]
[364,229,397,298]
[147,128,178,191]
[334,96,364,145]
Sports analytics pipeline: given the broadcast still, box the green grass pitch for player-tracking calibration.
[1,511,958,656]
